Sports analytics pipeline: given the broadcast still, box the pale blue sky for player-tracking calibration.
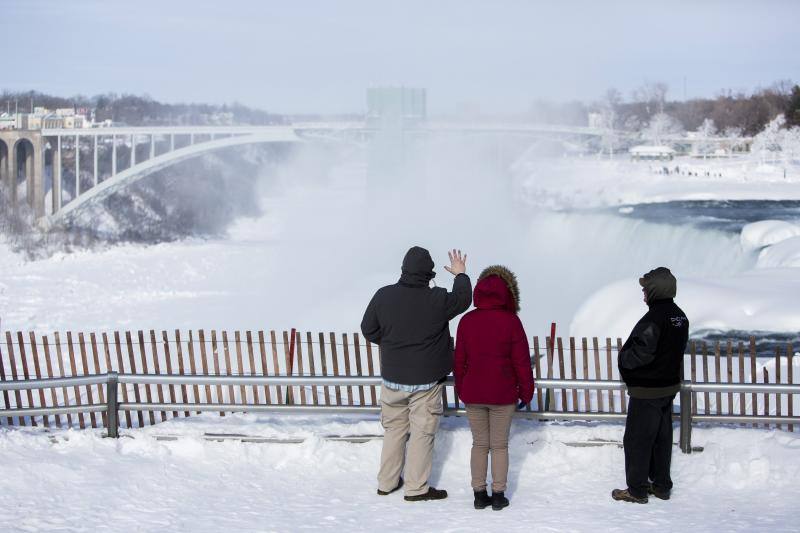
[2,0,798,114]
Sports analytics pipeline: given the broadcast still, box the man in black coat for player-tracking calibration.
[362,246,472,501]
[612,267,689,504]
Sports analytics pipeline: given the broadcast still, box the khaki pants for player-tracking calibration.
[377,383,444,497]
[465,403,516,492]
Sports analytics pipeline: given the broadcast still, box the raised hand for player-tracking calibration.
[444,249,467,276]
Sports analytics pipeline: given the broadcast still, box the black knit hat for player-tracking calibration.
[639,267,677,302]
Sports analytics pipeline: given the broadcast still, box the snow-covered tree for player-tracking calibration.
[597,89,621,158]
[780,125,800,165]
[752,114,786,163]
[721,126,747,155]
[751,114,800,174]
[641,113,683,146]
[695,118,717,158]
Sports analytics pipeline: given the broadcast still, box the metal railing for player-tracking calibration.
[0,373,798,453]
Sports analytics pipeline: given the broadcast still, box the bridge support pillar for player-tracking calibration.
[0,140,8,193]
[93,135,98,187]
[25,142,34,209]
[75,134,80,197]
[53,136,62,214]
[31,137,45,218]
[150,134,155,159]
[111,135,117,176]
[131,134,136,166]
[7,139,17,206]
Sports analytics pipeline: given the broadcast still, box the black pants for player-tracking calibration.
[623,395,675,498]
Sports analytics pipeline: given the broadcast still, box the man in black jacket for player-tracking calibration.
[612,267,689,504]
[362,246,472,502]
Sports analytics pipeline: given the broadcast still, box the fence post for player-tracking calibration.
[679,381,692,454]
[106,372,119,438]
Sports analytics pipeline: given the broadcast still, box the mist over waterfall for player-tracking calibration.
[218,130,756,337]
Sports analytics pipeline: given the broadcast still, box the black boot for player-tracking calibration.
[473,490,491,510]
[647,483,671,501]
[404,487,448,502]
[491,491,510,511]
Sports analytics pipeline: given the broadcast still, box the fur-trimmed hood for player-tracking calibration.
[475,265,520,313]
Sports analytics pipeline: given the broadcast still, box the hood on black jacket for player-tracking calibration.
[476,265,520,312]
[639,267,677,304]
[399,246,436,287]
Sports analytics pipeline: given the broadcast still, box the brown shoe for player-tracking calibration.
[611,488,648,504]
[404,487,448,502]
[647,483,670,500]
[377,477,403,496]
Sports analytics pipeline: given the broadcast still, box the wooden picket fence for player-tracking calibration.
[0,330,796,432]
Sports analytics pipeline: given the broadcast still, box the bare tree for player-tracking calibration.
[632,81,669,117]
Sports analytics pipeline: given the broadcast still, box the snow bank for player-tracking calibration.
[741,220,800,251]
[757,236,800,268]
[0,415,798,531]
[570,270,800,338]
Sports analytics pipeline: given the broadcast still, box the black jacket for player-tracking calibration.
[361,247,472,385]
[618,298,689,395]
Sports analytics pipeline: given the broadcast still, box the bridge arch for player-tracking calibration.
[12,138,37,209]
[48,129,303,225]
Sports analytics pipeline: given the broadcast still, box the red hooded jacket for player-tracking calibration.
[454,271,535,405]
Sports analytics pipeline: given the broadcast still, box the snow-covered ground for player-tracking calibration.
[0,415,797,532]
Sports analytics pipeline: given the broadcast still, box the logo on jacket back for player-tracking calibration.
[670,316,687,327]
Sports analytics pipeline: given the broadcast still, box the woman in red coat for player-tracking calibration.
[454,265,535,511]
